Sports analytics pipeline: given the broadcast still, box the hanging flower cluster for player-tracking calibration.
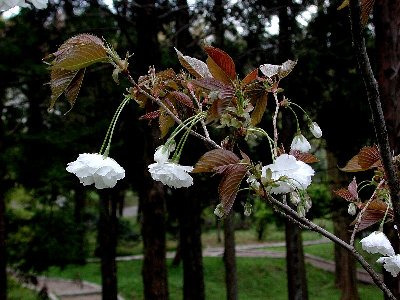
[66,153,125,189]
[0,0,48,11]
[360,231,400,277]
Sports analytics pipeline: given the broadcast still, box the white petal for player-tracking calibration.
[360,231,395,256]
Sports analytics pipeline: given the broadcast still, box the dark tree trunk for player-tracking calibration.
[0,196,6,300]
[139,125,169,300]
[174,0,194,51]
[74,186,86,263]
[212,0,225,47]
[223,213,238,300]
[374,1,400,298]
[332,210,359,300]
[279,2,308,299]
[177,188,205,300]
[328,152,359,300]
[99,191,118,300]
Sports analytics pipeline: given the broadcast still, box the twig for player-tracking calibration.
[272,92,280,158]
[122,70,221,149]
[348,0,400,227]
[350,180,386,246]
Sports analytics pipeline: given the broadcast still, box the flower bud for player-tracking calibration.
[309,122,322,138]
[243,203,253,217]
[290,192,301,205]
[297,205,306,218]
[214,203,225,218]
[290,134,311,153]
[348,203,357,215]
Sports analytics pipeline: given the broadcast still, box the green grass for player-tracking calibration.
[45,257,382,300]
[7,277,38,300]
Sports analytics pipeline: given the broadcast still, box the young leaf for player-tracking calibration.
[170,91,194,108]
[204,46,236,80]
[290,150,319,164]
[259,60,297,80]
[159,107,175,138]
[139,110,160,120]
[175,48,212,78]
[339,145,381,172]
[192,77,230,92]
[259,64,280,78]
[206,56,232,85]
[250,91,268,126]
[334,177,358,202]
[278,60,297,79]
[192,149,240,173]
[352,200,389,232]
[206,98,232,123]
[218,164,247,215]
[48,68,85,111]
[241,68,258,87]
[348,177,359,199]
[48,34,108,71]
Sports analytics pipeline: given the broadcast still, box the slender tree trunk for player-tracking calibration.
[140,125,169,300]
[0,195,6,300]
[224,213,237,300]
[374,2,400,298]
[278,2,308,299]
[99,191,118,300]
[177,188,205,300]
[74,186,86,263]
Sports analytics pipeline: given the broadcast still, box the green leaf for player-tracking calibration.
[175,48,211,78]
[48,34,108,71]
[218,164,247,215]
[204,46,236,81]
[193,149,240,173]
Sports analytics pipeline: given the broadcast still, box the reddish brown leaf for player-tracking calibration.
[204,46,236,80]
[241,68,258,87]
[361,0,375,26]
[353,199,389,232]
[206,56,232,85]
[175,48,212,78]
[206,98,232,123]
[290,150,319,164]
[192,77,230,92]
[348,177,358,199]
[64,68,85,113]
[339,145,381,172]
[192,149,240,173]
[170,91,194,108]
[159,107,175,138]
[139,110,160,120]
[250,91,268,126]
[218,164,247,215]
[334,188,356,202]
[218,86,235,101]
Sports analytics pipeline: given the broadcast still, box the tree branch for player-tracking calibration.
[348,0,400,226]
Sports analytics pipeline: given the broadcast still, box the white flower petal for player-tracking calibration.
[377,255,400,277]
[148,162,193,188]
[360,231,395,256]
[262,154,315,194]
[66,153,125,189]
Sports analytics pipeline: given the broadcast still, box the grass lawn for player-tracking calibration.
[7,277,38,300]
[45,257,382,300]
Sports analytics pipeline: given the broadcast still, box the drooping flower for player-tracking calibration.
[0,0,47,11]
[66,153,125,189]
[348,203,357,216]
[309,122,322,138]
[154,142,175,164]
[377,255,400,277]
[290,134,311,153]
[148,162,193,188]
[262,154,315,194]
[360,231,395,256]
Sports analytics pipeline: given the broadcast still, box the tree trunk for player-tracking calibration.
[285,216,308,300]
[223,213,237,300]
[74,186,86,263]
[374,1,400,298]
[327,152,359,300]
[140,125,169,300]
[177,188,205,300]
[99,191,118,300]
[0,195,6,300]
[278,2,308,299]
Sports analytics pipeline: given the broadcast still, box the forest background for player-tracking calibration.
[0,0,399,299]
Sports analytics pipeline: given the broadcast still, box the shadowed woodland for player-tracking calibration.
[0,0,399,299]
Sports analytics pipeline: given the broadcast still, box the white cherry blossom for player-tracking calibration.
[66,153,125,189]
[148,161,193,188]
[377,255,400,277]
[360,231,395,256]
[262,154,315,194]
[290,134,311,152]
[154,143,175,164]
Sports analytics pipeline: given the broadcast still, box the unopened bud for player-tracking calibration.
[348,203,357,216]
[214,203,225,218]
[243,203,253,217]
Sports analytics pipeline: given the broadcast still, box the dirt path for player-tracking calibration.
[37,238,376,299]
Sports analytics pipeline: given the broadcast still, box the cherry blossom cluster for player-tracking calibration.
[0,0,47,11]
[360,231,400,277]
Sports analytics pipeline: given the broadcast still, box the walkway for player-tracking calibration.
[36,238,377,299]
